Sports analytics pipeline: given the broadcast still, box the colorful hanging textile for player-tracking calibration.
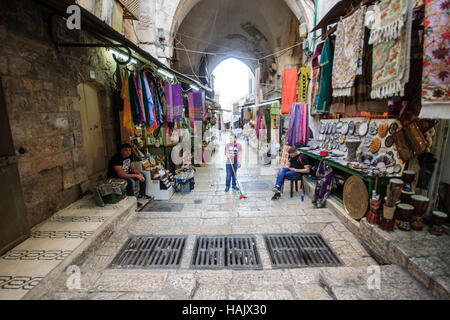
[142,71,157,133]
[311,42,324,114]
[164,82,183,122]
[128,72,141,125]
[370,0,413,99]
[135,71,146,124]
[281,68,298,114]
[332,6,366,97]
[120,70,134,133]
[312,161,334,208]
[419,0,450,118]
[270,101,281,115]
[256,115,262,139]
[316,39,333,114]
[188,90,203,124]
[298,66,311,103]
[287,103,309,147]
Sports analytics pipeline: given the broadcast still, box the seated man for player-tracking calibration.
[272,146,311,200]
[107,143,150,200]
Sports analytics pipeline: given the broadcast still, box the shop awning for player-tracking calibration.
[35,0,214,96]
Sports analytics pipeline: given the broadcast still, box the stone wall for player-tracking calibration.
[0,0,120,228]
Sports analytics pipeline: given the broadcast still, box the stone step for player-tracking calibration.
[318,265,434,300]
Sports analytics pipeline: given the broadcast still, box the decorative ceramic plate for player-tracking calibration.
[343,176,369,220]
[358,122,369,137]
[339,134,346,144]
[370,138,381,153]
[348,121,355,135]
[394,164,402,173]
[371,154,394,166]
[355,122,361,136]
[341,122,349,135]
[336,121,343,133]
[360,152,374,164]
[369,121,378,135]
[319,122,326,134]
[332,122,337,134]
[378,122,388,137]
[389,122,399,134]
[385,135,394,147]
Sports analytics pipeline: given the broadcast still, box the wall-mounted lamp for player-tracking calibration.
[109,49,137,64]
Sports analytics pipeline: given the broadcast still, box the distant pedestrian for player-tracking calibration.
[225,134,242,192]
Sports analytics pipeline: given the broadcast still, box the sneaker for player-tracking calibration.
[232,186,239,191]
[138,195,151,200]
[272,185,281,193]
[271,193,281,200]
[225,187,230,192]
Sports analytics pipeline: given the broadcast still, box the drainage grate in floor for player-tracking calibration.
[142,202,184,212]
[110,235,187,269]
[191,235,262,270]
[240,181,272,192]
[263,233,342,269]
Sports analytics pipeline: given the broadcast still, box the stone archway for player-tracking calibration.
[167,0,313,95]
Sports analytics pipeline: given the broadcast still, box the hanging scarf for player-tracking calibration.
[311,42,324,114]
[142,71,157,133]
[419,0,450,118]
[332,6,366,97]
[165,82,183,122]
[370,0,413,99]
[287,103,307,147]
[316,38,333,114]
[128,72,141,125]
[121,70,134,134]
[188,90,203,124]
[298,65,311,103]
[134,71,146,124]
[281,68,298,114]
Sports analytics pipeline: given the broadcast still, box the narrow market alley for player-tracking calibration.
[0,135,432,300]
[0,0,449,305]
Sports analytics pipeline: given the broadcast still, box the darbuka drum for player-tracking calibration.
[395,203,414,231]
[402,170,416,191]
[411,195,429,216]
[430,211,448,236]
[388,179,404,206]
[400,190,415,205]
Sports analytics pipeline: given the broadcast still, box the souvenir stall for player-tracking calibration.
[116,60,213,199]
[296,0,449,234]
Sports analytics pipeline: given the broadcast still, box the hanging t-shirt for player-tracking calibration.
[107,153,132,178]
[298,65,311,103]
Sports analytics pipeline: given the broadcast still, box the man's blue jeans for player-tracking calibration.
[226,163,238,188]
[275,167,301,190]
[124,175,146,197]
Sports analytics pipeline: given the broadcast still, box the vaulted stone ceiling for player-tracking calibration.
[169,0,306,85]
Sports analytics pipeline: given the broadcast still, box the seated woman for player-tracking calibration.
[107,143,150,200]
[272,146,311,200]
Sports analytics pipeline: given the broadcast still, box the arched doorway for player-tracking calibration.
[77,83,107,177]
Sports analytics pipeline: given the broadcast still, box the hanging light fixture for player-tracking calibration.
[109,48,137,64]
[157,68,175,80]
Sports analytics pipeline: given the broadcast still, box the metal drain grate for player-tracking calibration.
[263,233,342,268]
[191,235,262,270]
[110,235,187,269]
[142,203,184,212]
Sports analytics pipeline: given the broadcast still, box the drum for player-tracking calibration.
[400,190,415,205]
[387,179,404,206]
[380,217,395,232]
[430,211,448,236]
[411,195,429,216]
[401,170,416,184]
[402,170,416,191]
[395,203,414,231]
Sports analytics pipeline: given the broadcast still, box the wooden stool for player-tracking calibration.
[281,178,303,198]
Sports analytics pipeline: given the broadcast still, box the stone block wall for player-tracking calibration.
[0,0,120,228]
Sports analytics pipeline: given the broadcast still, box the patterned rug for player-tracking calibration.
[370,0,413,99]
[332,6,366,97]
